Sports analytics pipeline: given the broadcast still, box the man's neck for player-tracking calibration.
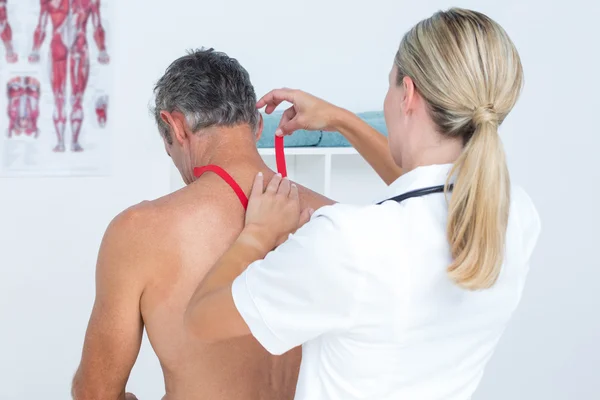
[187,125,333,211]
[191,125,274,178]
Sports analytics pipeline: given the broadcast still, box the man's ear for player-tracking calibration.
[160,110,189,145]
[254,113,264,143]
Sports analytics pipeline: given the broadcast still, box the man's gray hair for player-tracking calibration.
[152,48,259,144]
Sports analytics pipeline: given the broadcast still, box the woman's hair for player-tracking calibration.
[395,8,523,290]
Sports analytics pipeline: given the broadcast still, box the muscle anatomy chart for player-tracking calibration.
[7,76,41,138]
[0,0,18,63]
[1,0,112,176]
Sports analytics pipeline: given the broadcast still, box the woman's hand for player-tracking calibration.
[257,88,345,137]
[242,173,314,253]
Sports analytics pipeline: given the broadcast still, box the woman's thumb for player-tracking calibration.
[277,117,303,136]
[297,208,314,230]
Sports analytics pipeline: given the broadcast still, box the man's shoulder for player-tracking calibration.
[108,200,163,236]
[102,197,184,254]
[98,201,159,261]
[97,198,192,279]
[107,187,230,241]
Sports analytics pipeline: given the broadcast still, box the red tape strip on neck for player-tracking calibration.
[275,135,287,178]
[193,135,287,210]
[193,165,249,210]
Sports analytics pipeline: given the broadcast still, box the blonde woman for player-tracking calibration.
[186,8,541,399]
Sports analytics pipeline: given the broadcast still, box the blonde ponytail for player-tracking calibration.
[446,106,511,289]
[395,8,523,290]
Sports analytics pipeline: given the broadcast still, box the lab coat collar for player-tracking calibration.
[386,163,454,199]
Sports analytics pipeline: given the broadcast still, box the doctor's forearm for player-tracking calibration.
[186,230,271,337]
[333,108,403,185]
[196,228,271,295]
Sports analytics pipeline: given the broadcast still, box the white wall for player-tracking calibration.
[1,0,599,399]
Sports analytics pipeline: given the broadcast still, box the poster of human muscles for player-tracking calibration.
[0,0,111,176]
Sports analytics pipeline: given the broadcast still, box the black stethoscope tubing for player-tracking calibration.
[377,184,454,205]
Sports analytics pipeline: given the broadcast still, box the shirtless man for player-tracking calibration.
[71,48,333,400]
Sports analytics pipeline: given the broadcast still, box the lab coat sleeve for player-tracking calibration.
[232,206,360,355]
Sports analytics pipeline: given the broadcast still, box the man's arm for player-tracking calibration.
[72,209,146,400]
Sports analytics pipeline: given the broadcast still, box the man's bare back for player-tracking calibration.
[72,48,333,400]
[131,161,331,399]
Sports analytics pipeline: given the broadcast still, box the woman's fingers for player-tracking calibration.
[243,173,309,250]
[277,177,292,198]
[298,207,314,229]
[279,116,304,136]
[259,88,331,134]
[266,173,282,194]
[250,173,299,204]
[256,89,296,114]
[249,172,264,201]
[294,184,312,229]
[276,106,297,137]
[290,183,299,201]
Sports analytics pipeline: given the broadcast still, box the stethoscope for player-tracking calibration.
[377,184,454,205]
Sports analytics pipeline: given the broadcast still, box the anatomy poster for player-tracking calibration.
[0,0,112,176]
